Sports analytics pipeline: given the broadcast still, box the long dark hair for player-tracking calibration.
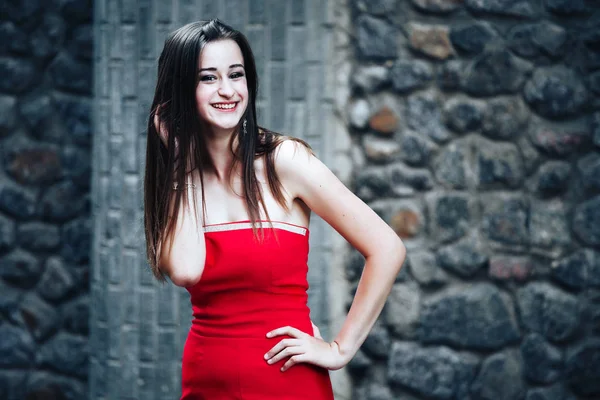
[143,19,310,280]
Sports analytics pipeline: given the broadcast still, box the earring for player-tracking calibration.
[243,119,247,136]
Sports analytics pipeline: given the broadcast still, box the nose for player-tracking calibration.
[217,78,234,98]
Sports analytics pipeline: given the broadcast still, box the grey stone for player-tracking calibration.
[25,371,87,400]
[30,13,65,59]
[521,333,563,384]
[388,342,478,399]
[0,250,41,288]
[49,52,92,94]
[420,284,520,349]
[0,371,26,400]
[68,23,93,60]
[362,322,391,359]
[0,21,29,54]
[586,290,600,335]
[411,0,464,13]
[409,250,449,286]
[0,57,37,94]
[577,153,600,193]
[63,295,89,335]
[566,339,600,396]
[390,60,432,93]
[53,93,92,145]
[437,238,488,277]
[517,282,580,342]
[356,15,397,60]
[347,348,373,373]
[529,201,571,258]
[593,112,600,148]
[0,213,15,253]
[354,0,398,15]
[481,97,529,140]
[428,192,472,244]
[397,130,437,167]
[3,0,43,23]
[508,22,567,60]
[39,332,88,378]
[406,92,451,143]
[384,282,420,338]
[360,383,394,400]
[363,135,400,163]
[0,186,37,219]
[590,72,600,96]
[526,384,567,400]
[449,22,496,55]
[17,222,61,252]
[545,0,586,15]
[348,98,371,129]
[433,142,469,189]
[352,65,389,92]
[388,163,435,193]
[61,217,91,264]
[533,161,571,196]
[462,50,530,97]
[356,166,390,201]
[476,139,524,189]
[61,145,91,189]
[0,95,17,137]
[19,94,54,131]
[524,67,588,119]
[465,0,538,18]
[573,195,600,247]
[0,280,22,315]
[37,257,74,301]
[60,0,93,22]
[0,324,34,367]
[551,249,600,289]
[470,350,525,400]
[39,181,84,222]
[19,294,59,340]
[443,97,483,133]
[437,60,464,91]
[482,194,529,250]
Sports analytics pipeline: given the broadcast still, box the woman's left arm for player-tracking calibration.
[264,141,406,371]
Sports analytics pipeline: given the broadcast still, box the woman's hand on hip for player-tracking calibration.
[264,326,348,372]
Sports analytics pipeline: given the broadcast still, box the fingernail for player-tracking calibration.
[266,333,272,338]
[264,353,269,359]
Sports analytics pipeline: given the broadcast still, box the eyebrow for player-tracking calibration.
[198,64,245,73]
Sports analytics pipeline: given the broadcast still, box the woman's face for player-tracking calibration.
[196,39,248,135]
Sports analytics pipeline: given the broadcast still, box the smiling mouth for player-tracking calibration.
[212,102,238,111]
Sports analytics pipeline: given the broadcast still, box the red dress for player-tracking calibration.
[181,221,334,400]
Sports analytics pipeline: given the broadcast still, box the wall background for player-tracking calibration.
[0,0,93,398]
[343,1,600,399]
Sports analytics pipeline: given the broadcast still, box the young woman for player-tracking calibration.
[143,19,406,399]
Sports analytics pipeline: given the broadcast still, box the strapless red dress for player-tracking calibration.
[180,221,334,400]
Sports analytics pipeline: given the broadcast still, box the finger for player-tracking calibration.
[267,346,303,365]
[281,354,308,372]
[264,339,299,360]
[267,326,306,339]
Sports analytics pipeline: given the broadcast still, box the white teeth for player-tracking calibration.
[213,103,236,109]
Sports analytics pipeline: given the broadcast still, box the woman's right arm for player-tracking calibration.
[157,180,206,287]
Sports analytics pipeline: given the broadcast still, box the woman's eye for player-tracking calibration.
[230,72,244,79]
[199,75,216,82]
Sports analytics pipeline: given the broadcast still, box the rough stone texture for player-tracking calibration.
[384,282,420,338]
[369,106,398,134]
[388,342,478,399]
[521,333,563,384]
[347,1,600,398]
[517,282,580,342]
[566,339,600,397]
[356,15,398,60]
[524,67,588,120]
[420,284,520,349]
[0,1,92,398]
[348,98,371,129]
[470,350,526,400]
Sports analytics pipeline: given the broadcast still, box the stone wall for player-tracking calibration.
[0,0,93,399]
[344,0,600,399]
